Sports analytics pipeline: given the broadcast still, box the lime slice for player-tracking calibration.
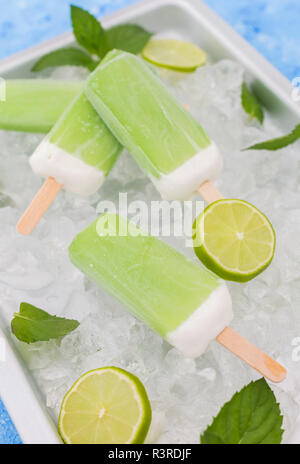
[193,199,276,282]
[142,39,207,72]
[58,367,152,444]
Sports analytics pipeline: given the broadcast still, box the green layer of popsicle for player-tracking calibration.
[69,213,221,337]
[48,92,122,174]
[0,80,82,133]
[86,50,211,179]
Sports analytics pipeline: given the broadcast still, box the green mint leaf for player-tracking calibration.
[241,83,264,124]
[98,32,109,59]
[245,123,300,151]
[105,24,153,54]
[71,5,105,57]
[32,47,98,72]
[11,302,80,344]
[200,379,283,444]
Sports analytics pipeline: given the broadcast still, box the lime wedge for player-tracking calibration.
[193,199,276,282]
[142,39,207,72]
[58,367,152,444]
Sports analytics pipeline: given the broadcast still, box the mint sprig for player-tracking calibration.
[32,5,153,73]
[200,378,283,444]
[242,83,264,124]
[106,24,153,54]
[11,302,80,344]
[71,5,105,57]
[244,123,300,151]
[31,47,99,72]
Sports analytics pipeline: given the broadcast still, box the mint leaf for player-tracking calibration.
[201,379,283,444]
[241,83,264,124]
[32,6,153,72]
[32,47,98,72]
[11,303,79,344]
[106,24,153,54]
[245,123,300,151]
[71,5,105,57]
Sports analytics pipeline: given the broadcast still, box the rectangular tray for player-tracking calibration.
[0,0,299,444]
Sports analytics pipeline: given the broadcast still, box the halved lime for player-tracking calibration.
[142,39,207,72]
[58,367,152,444]
[193,199,276,282]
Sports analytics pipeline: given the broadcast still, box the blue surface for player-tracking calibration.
[0,402,22,444]
[206,0,300,81]
[0,0,299,445]
[0,0,299,81]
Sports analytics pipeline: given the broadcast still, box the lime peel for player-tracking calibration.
[193,199,276,282]
[142,39,207,72]
[58,367,152,444]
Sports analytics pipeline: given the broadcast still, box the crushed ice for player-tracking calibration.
[0,59,300,443]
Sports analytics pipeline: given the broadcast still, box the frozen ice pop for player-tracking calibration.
[30,91,121,195]
[85,50,223,201]
[0,79,83,133]
[17,92,122,235]
[69,213,286,382]
[70,212,232,357]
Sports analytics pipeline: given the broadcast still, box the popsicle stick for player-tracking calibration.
[183,103,191,111]
[198,180,224,204]
[217,326,286,383]
[17,177,62,235]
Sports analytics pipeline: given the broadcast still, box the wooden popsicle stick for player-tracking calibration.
[17,177,62,235]
[217,326,286,383]
[183,103,191,111]
[198,180,224,204]
[197,182,287,381]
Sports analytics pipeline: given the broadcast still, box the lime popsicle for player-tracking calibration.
[69,213,232,358]
[69,213,287,382]
[18,92,122,235]
[29,91,122,196]
[0,79,83,133]
[85,50,223,200]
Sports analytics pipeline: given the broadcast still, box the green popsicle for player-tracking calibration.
[17,92,122,236]
[86,50,222,200]
[69,213,233,358]
[0,80,82,133]
[29,91,122,196]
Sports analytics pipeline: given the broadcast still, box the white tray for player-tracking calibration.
[0,0,299,444]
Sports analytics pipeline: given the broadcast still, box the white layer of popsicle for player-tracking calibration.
[167,283,233,357]
[30,140,105,196]
[151,141,222,200]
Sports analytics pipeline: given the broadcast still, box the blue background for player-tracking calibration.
[0,0,299,445]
